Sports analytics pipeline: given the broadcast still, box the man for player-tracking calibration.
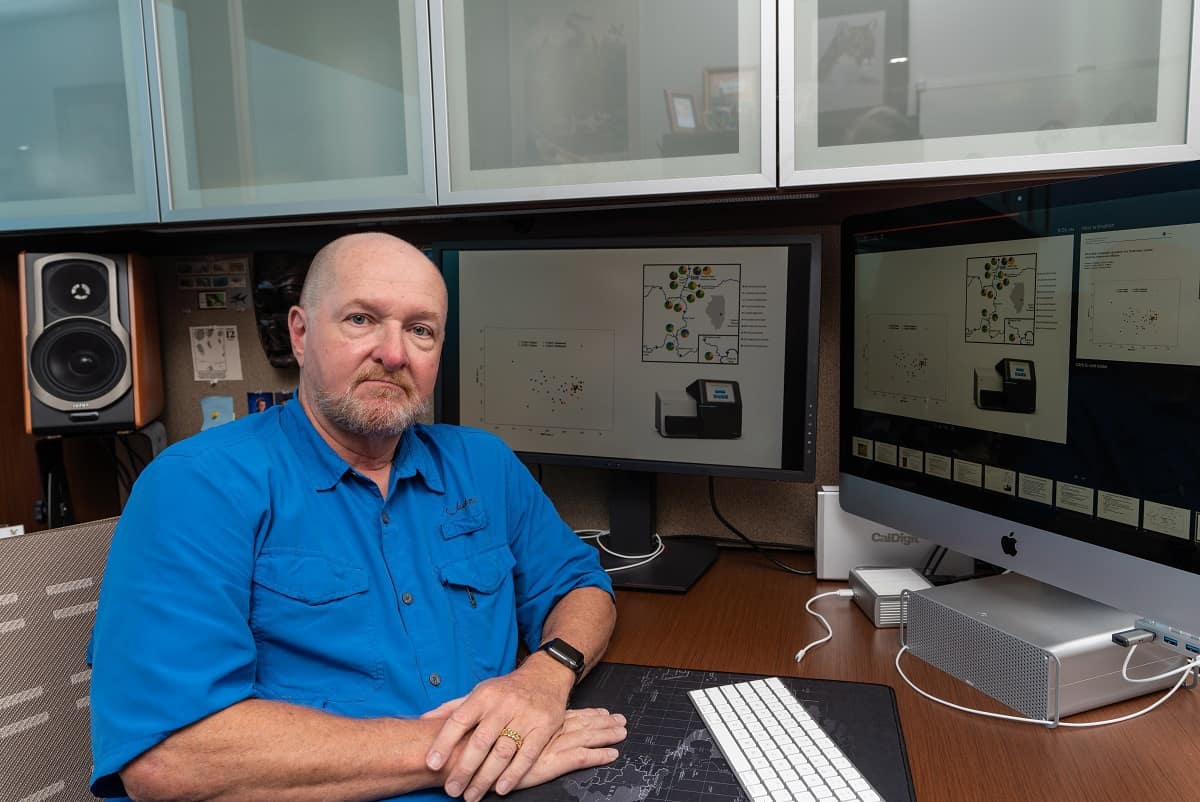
[89,233,623,801]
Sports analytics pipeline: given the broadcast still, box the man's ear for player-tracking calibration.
[287,306,307,368]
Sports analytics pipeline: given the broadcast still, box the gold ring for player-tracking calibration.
[498,727,524,751]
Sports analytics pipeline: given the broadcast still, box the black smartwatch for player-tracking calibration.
[538,638,585,682]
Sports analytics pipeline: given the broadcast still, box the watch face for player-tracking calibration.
[549,646,580,668]
[544,639,584,672]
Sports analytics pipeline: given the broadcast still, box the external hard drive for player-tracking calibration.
[848,566,933,628]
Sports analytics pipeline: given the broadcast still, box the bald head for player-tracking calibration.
[300,232,442,312]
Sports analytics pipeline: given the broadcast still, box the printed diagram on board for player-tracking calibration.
[964,254,1036,345]
[1090,279,1180,350]
[643,264,741,364]
[866,314,948,401]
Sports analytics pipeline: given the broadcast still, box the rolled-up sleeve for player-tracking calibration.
[89,453,263,797]
[498,446,613,653]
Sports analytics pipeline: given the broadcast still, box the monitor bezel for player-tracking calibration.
[432,234,822,483]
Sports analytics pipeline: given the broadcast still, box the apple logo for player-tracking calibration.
[1001,532,1018,556]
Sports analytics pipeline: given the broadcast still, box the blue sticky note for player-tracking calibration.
[200,396,236,431]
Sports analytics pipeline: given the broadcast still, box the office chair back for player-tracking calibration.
[1,517,117,802]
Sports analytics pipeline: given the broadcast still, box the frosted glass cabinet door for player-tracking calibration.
[0,1,158,232]
[782,0,1200,185]
[433,0,776,204]
[147,0,436,220]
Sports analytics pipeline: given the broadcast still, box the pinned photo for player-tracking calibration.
[198,291,227,310]
[248,391,273,414]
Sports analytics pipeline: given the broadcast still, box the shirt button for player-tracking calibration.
[401,592,413,605]
[429,673,441,687]
[381,511,390,524]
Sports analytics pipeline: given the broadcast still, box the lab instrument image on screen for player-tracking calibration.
[840,159,1200,635]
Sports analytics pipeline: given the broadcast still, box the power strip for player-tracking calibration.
[1135,617,1200,658]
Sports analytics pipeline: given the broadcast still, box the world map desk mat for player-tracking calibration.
[503,662,916,802]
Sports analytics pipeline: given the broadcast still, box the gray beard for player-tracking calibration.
[312,384,431,439]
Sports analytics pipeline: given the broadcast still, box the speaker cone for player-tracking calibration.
[30,319,126,402]
[45,259,109,319]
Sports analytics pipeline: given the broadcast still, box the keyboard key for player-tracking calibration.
[802,773,825,790]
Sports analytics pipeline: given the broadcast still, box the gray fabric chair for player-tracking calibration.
[0,517,117,802]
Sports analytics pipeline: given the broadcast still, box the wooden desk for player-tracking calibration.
[604,549,1200,802]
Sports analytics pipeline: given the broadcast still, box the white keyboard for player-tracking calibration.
[689,677,882,802]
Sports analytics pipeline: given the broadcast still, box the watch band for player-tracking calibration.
[538,637,585,680]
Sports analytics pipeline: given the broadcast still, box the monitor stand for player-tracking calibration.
[596,470,717,592]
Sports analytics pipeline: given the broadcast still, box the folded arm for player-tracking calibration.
[121,696,625,802]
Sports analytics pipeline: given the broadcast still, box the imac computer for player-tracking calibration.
[840,160,1200,647]
[434,237,821,591]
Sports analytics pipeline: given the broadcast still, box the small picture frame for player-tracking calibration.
[664,90,698,132]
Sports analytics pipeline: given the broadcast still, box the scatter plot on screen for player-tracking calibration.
[866,314,948,401]
[482,327,614,431]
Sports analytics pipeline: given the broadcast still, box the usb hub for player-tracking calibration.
[1135,617,1200,660]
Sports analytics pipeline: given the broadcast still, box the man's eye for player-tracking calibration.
[348,314,369,325]
[413,324,432,337]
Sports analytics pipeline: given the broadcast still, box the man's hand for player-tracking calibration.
[422,656,575,801]
[513,707,627,791]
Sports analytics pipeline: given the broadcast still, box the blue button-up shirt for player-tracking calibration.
[89,400,611,800]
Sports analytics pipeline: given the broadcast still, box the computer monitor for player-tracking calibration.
[840,160,1200,636]
[434,237,821,590]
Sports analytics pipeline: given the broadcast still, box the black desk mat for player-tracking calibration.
[501,662,916,802]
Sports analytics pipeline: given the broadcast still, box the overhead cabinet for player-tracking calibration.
[0,0,159,233]
[430,0,778,204]
[145,0,436,221]
[781,0,1200,185]
[3,1,1199,233]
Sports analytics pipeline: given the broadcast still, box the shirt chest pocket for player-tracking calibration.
[250,550,383,704]
[437,546,517,681]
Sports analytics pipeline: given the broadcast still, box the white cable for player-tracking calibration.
[576,530,665,573]
[895,644,1199,728]
[1120,643,1200,683]
[794,589,855,663]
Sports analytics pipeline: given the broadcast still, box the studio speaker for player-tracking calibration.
[19,251,163,435]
